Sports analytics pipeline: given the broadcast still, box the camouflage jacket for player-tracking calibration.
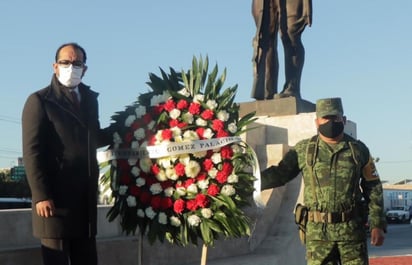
[261,134,387,241]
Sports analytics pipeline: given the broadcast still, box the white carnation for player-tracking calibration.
[155,169,168,182]
[208,167,218,178]
[134,128,145,140]
[169,108,181,119]
[137,209,145,218]
[165,167,178,181]
[193,151,207,159]
[158,157,172,168]
[193,94,204,103]
[136,177,145,187]
[182,112,194,124]
[228,122,237,133]
[125,115,136,127]
[131,166,141,177]
[183,130,199,141]
[131,141,139,150]
[119,185,128,195]
[126,196,136,207]
[139,158,152,173]
[176,186,186,196]
[135,105,146,118]
[217,110,229,121]
[128,158,138,166]
[197,178,209,189]
[113,132,122,144]
[170,216,182,227]
[206,99,218,110]
[211,152,222,164]
[185,160,201,178]
[158,212,168,225]
[150,183,163,195]
[145,207,156,220]
[147,120,156,130]
[201,208,213,219]
[195,118,208,127]
[203,128,214,139]
[164,187,175,197]
[221,185,236,196]
[228,173,239,184]
[186,183,198,194]
[187,215,202,226]
[178,87,190,97]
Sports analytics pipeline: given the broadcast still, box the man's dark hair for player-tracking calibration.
[55,42,87,63]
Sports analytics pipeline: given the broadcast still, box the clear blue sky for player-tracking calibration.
[1,1,411,183]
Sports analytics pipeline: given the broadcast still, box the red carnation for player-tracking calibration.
[186,199,198,211]
[207,184,220,196]
[195,194,209,208]
[176,99,189,110]
[169,119,179,128]
[188,102,201,115]
[164,99,176,112]
[201,109,214,120]
[177,122,187,128]
[174,163,186,177]
[212,119,224,131]
[140,191,152,205]
[196,127,205,139]
[120,173,132,185]
[143,113,152,124]
[152,105,164,114]
[222,162,233,175]
[150,195,162,210]
[196,172,207,182]
[184,178,195,188]
[161,129,173,140]
[129,186,141,196]
[124,132,134,144]
[160,197,173,210]
[131,121,141,131]
[151,164,160,175]
[216,129,229,138]
[203,159,213,171]
[221,146,234,159]
[173,199,185,214]
[216,171,228,184]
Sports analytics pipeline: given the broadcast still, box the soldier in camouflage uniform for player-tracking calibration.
[261,97,386,265]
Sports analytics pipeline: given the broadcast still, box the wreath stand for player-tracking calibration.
[137,234,209,265]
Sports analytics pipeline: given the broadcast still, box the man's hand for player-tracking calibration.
[36,200,55,218]
[370,228,385,246]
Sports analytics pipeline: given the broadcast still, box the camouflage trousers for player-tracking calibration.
[306,240,368,265]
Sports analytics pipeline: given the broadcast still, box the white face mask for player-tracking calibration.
[57,65,83,87]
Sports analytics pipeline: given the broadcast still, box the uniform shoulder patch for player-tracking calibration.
[363,156,380,181]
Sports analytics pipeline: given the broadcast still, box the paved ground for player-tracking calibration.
[369,255,412,265]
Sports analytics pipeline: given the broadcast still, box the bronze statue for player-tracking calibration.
[251,0,312,100]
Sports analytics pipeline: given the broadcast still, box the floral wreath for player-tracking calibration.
[100,57,258,247]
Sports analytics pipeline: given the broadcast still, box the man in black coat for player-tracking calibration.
[22,42,111,265]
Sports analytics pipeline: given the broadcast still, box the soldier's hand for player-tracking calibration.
[36,199,55,218]
[370,228,385,246]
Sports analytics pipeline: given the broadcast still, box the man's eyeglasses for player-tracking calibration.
[57,60,85,69]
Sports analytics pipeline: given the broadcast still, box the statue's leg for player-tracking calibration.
[277,0,307,99]
[251,0,279,100]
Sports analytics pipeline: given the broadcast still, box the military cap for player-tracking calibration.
[316,97,344,118]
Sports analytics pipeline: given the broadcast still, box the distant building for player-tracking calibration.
[382,180,412,211]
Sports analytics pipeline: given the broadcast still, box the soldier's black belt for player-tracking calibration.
[308,210,353,223]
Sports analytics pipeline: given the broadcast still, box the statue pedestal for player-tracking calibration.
[239,97,315,117]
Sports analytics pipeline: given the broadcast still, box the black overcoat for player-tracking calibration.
[22,75,110,239]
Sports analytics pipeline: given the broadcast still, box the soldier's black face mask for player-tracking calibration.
[318,120,344,138]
